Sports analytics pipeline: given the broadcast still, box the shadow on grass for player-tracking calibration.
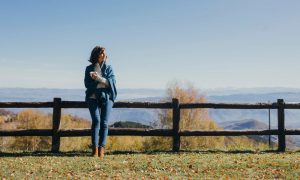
[0,149,291,157]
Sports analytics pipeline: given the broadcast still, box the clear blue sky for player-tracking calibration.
[1,0,300,89]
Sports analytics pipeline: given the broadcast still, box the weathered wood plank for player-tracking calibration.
[3,129,297,137]
[180,103,277,109]
[179,129,279,136]
[0,102,53,108]
[172,98,181,152]
[0,129,52,136]
[284,103,300,109]
[60,101,173,109]
[58,128,173,137]
[277,99,286,152]
[285,129,300,135]
[51,98,62,153]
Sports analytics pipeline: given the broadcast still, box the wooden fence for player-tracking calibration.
[1,98,300,152]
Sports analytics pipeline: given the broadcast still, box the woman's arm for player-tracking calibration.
[106,66,117,101]
[84,67,97,89]
[95,73,110,87]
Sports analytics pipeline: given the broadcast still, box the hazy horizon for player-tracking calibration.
[2,86,300,92]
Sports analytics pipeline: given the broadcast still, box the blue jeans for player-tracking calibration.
[87,97,113,148]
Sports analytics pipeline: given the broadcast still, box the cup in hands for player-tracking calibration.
[89,71,98,79]
[90,71,95,76]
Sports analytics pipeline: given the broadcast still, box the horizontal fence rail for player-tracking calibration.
[0,102,54,108]
[2,129,300,137]
[1,98,300,152]
[180,103,279,109]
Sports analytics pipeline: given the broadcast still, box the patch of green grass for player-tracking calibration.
[0,150,300,179]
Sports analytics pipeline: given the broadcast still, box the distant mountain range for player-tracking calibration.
[220,119,297,148]
[219,119,269,130]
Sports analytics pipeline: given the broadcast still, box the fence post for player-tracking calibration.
[172,98,180,152]
[277,99,286,152]
[51,97,62,153]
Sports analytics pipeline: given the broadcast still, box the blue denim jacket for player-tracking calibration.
[84,62,117,103]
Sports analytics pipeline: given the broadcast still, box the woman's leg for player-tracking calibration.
[87,98,101,148]
[99,99,114,148]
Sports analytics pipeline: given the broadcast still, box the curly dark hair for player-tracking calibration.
[88,46,106,64]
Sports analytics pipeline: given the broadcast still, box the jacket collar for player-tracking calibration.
[93,61,106,69]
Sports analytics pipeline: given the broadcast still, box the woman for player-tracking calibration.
[84,46,117,158]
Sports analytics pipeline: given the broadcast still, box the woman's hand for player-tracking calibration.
[90,72,99,80]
